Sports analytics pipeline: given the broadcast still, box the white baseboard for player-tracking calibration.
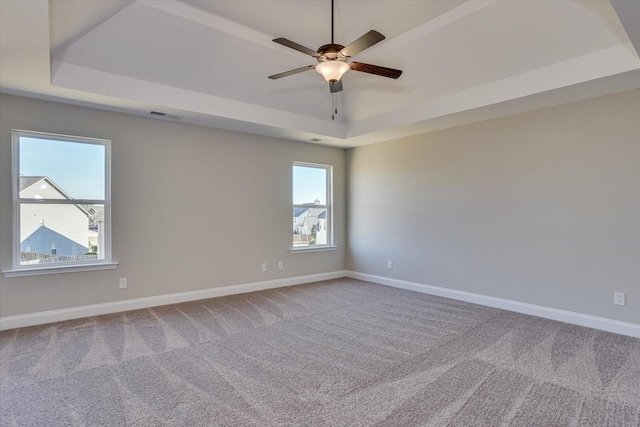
[4,269,638,338]
[347,271,640,339]
[0,270,348,331]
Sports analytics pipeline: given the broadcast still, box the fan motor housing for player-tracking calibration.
[317,43,346,62]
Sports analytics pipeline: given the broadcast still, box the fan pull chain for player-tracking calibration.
[332,93,335,120]
[331,93,338,120]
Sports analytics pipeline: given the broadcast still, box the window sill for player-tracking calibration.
[290,246,338,254]
[2,262,119,278]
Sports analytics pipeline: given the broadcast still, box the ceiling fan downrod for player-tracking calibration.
[331,0,334,44]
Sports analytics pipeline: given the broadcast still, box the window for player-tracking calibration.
[292,162,333,250]
[7,130,113,275]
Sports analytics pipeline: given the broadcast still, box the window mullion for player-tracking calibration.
[17,199,106,205]
[293,206,327,211]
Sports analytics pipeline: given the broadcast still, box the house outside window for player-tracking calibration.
[292,162,332,249]
[9,130,112,272]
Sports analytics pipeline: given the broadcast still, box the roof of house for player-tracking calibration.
[293,207,309,218]
[318,211,327,219]
[306,208,326,218]
[19,176,46,192]
[21,226,89,255]
[19,175,91,217]
[20,175,75,199]
[88,205,105,221]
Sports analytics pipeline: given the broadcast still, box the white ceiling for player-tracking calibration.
[1,0,640,148]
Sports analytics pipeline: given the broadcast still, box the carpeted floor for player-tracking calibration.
[1,278,639,426]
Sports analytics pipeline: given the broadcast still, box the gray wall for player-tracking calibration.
[0,94,346,317]
[2,89,639,324]
[347,89,640,324]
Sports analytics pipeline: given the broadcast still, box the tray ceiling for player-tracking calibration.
[1,0,640,147]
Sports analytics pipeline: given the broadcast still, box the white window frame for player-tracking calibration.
[2,130,118,278]
[291,161,336,253]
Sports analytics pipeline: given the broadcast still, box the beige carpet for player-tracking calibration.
[1,278,639,426]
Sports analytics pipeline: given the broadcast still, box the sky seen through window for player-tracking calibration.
[19,137,105,200]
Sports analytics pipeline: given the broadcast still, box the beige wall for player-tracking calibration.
[2,90,639,324]
[0,94,346,317]
[347,89,640,324]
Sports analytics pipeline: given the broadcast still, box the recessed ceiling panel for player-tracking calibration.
[33,0,640,146]
[181,0,466,49]
[343,0,632,121]
[54,2,343,120]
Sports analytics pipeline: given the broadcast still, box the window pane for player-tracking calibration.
[293,165,326,205]
[293,207,328,247]
[292,163,331,248]
[20,203,105,265]
[19,137,105,200]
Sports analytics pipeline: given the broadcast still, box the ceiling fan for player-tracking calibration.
[268,0,402,95]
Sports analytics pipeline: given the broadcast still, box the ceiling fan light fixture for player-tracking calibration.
[315,61,351,82]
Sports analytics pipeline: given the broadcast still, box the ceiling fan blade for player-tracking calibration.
[268,65,316,80]
[340,30,385,57]
[350,62,402,79]
[273,38,320,57]
[329,80,343,93]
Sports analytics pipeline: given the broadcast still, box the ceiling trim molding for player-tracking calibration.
[50,1,135,58]
[611,0,640,58]
[347,43,640,139]
[381,0,497,50]
[50,60,347,139]
[343,68,640,147]
[138,0,303,60]
[50,41,640,147]
[4,0,639,148]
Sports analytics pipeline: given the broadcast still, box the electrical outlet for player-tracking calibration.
[614,292,625,306]
[387,261,393,270]
[261,263,267,272]
[119,278,127,289]
[278,261,284,270]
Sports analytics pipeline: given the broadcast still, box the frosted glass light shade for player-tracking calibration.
[315,61,350,82]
